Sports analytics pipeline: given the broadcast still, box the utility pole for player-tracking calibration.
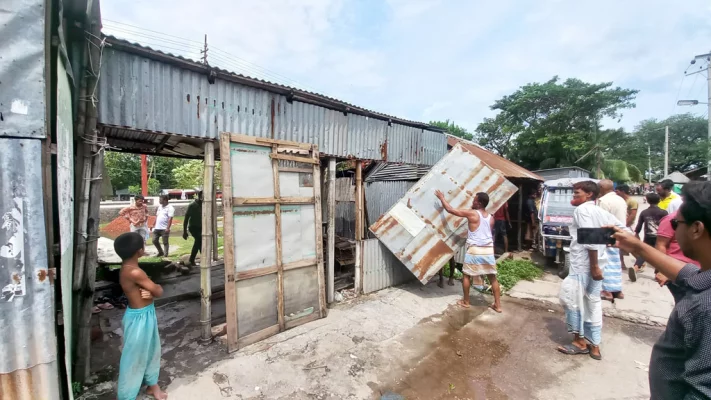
[201,34,209,65]
[664,125,669,177]
[648,146,652,183]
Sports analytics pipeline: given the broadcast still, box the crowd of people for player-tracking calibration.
[434,178,711,398]
[117,192,204,266]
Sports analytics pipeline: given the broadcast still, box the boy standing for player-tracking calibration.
[150,195,175,257]
[114,232,167,400]
[629,193,667,282]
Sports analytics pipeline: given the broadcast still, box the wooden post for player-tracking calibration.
[518,184,523,252]
[219,134,239,352]
[313,150,326,317]
[327,158,336,303]
[354,161,363,294]
[212,189,218,261]
[200,141,215,342]
[271,144,285,331]
[355,161,363,241]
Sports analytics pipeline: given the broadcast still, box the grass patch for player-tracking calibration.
[138,234,224,264]
[493,259,543,292]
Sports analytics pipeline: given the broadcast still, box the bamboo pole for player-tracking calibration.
[200,141,215,342]
[354,161,363,294]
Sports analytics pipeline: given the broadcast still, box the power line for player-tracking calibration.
[101,20,320,92]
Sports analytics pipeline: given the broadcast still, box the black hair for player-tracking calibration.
[616,184,630,194]
[159,194,169,202]
[645,193,660,205]
[475,192,489,208]
[573,181,600,200]
[113,232,145,261]
[680,181,711,231]
[657,179,674,191]
[134,195,145,200]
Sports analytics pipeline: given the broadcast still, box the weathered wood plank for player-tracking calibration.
[220,133,239,352]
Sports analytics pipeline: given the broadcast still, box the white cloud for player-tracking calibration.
[102,0,711,132]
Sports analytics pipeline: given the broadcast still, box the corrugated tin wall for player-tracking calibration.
[361,239,414,294]
[0,139,59,400]
[0,0,46,139]
[364,180,416,227]
[97,48,448,165]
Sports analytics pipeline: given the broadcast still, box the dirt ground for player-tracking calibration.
[80,276,663,400]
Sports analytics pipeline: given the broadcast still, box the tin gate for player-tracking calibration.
[220,133,326,352]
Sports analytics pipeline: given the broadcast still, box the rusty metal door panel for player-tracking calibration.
[369,143,518,284]
[220,133,326,352]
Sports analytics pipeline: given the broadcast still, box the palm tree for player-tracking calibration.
[575,122,643,182]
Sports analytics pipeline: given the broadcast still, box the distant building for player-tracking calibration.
[532,167,591,181]
[684,166,708,181]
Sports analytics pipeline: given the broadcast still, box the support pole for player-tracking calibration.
[517,185,523,252]
[355,161,363,241]
[354,161,363,294]
[200,141,215,342]
[327,158,336,303]
[664,125,669,178]
[141,154,148,196]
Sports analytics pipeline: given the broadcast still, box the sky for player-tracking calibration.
[102,0,711,133]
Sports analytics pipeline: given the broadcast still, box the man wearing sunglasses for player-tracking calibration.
[610,181,711,400]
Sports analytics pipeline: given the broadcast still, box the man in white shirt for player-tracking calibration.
[558,181,612,360]
[150,195,175,257]
[597,180,627,301]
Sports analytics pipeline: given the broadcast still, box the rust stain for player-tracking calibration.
[371,214,399,234]
[12,273,21,283]
[411,239,452,281]
[407,198,412,208]
[37,269,47,282]
[234,148,258,153]
[441,170,447,175]
[380,140,388,160]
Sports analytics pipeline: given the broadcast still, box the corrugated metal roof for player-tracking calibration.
[369,143,519,284]
[0,139,59,399]
[446,135,542,181]
[365,162,430,182]
[102,35,444,132]
[98,37,448,165]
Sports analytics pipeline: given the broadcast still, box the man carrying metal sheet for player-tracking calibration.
[435,190,502,313]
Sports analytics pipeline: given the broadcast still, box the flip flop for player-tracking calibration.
[589,349,602,360]
[91,306,101,314]
[557,344,590,355]
[628,267,638,282]
[97,302,114,310]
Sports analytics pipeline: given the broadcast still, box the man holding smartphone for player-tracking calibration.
[557,181,617,361]
[611,181,711,399]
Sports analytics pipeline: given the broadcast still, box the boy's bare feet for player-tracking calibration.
[456,299,470,308]
[489,303,503,313]
[147,384,168,399]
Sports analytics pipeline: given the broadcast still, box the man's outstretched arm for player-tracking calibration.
[435,190,472,218]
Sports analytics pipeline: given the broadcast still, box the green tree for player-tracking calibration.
[476,76,639,170]
[626,113,709,173]
[430,120,474,141]
[172,160,222,190]
[128,178,160,196]
[104,152,141,191]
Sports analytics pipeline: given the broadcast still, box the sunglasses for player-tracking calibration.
[671,218,689,231]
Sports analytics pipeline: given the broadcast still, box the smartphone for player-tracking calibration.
[577,227,616,245]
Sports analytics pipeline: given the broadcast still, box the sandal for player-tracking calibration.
[557,344,589,355]
[628,267,637,282]
[588,348,602,361]
[92,306,101,314]
[97,302,114,310]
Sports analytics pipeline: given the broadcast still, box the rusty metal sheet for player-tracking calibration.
[369,143,518,284]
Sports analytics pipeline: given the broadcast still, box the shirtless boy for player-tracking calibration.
[114,232,167,400]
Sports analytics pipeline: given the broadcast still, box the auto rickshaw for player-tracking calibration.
[538,177,599,277]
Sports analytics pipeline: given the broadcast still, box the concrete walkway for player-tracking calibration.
[82,280,659,400]
[509,256,675,327]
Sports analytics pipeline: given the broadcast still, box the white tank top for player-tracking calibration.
[466,210,493,246]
